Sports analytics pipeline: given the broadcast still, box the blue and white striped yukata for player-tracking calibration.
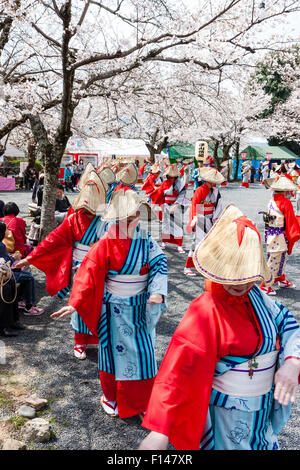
[97,225,168,381]
[56,215,108,337]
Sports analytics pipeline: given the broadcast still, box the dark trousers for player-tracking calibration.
[0,279,18,329]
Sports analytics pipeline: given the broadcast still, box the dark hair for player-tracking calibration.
[0,221,6,241]
[4,202,20,216]
[57,183,64,191]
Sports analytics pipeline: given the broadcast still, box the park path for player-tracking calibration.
[0,183,299,450]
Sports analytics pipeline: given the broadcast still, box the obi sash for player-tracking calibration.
[106,273,148,297]
[98,226,150,348]
[164,192,178,205]
[57,215,105,299]
[212,350,279,397]
[198,202,214,216]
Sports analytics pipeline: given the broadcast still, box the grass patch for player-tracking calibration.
[0,391,13,408]
[7,416,28,429]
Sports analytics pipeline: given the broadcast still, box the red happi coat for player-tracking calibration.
[26,209,94,296]
[149,178,175,205]
[273,193,300,254]
[142,281,263,450]
[142,173,159,195]
[186,183,211,233]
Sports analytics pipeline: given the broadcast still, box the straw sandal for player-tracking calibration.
[101,396,119,417]
[74,345,87,360]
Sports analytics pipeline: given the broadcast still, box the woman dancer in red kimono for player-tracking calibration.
[15,170,108,359]
[150,164,190,253]
[51,189,168,419]
[184,167,224,276]
[142,164,162,196]
[260,175,300,295]
[139,204,300,450]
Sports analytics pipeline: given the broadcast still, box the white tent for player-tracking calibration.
[66,137,150,159]
[1,142,25,159]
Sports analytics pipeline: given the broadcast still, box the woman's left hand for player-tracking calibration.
[274,358,300,406]
[148,294,163,304]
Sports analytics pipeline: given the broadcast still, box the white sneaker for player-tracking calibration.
[177,246,185,254]
[101,395,119,417]
[74,345,87,360]
[161,242,166,250]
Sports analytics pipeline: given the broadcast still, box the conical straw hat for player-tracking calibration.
[193,204,273,286]
[220,160,229,167]
[198,167,225,184]
[262,160,270,166]
[164,164,181,178]
[263,174,298,192]
[99,167,116,185]
[102,188,156,222]
[149,164,161,174]
[73,172,107,215]
[116,163,138,185]
[77,163,95,190]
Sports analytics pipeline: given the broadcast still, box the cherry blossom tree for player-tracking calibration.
[1,0,300,236]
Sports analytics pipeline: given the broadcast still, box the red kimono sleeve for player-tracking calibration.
[274,194,300,254]
[191,183,211,218]
[68,227,132,337]
[142,173,157,194]
[150,179,174,205]
[68,238,109,337]
[186,183,211,233]
[26,210,93,296]
[142,294,221,450]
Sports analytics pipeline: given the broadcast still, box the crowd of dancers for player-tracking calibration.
[10,153,300,450]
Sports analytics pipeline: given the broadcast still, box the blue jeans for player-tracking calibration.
[13,270,36,307]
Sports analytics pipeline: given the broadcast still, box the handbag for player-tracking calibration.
[3,218,15,253]
[0,258,17,304]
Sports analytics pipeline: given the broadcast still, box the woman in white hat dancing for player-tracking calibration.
[51,189,168,420]
[139,205,300,450]
[260,175,300,295]
[184,167,224,276]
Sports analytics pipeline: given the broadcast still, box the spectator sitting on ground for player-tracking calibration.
[55,184,71,225]
[0,221,44,317]
[1,202,33,257]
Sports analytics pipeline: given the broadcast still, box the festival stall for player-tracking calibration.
[233,145,299,180]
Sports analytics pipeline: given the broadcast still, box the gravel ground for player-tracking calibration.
[0,182,299,450]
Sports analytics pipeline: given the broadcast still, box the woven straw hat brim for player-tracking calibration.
[116,164,138,185]
[150,165,161,174]
[101,189,157,222]
[164,165,181,178]
[264,175,297,192]
[77,163,95,190]
[73,173,107,215]
[198,167,225,184]
[263,177,275,190]
[99,167,116,185]
[193,204,273,286]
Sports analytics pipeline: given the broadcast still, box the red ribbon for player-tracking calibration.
[233,215,261,246]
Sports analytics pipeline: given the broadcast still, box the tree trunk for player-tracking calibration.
[212,141,220,169]
[39,157,60,240]
[27,138,37,168]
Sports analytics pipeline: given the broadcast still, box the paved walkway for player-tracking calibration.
[0,183,299,450]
